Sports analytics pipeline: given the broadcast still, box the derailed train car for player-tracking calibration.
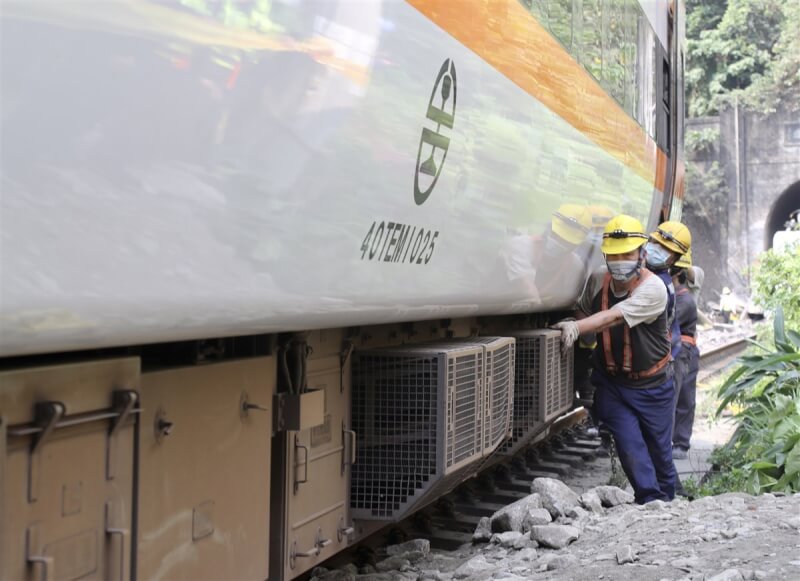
[0,0,685,579]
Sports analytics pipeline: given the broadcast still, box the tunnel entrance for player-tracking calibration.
[766,181,800,249]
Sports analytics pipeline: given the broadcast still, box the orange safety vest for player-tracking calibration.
[600,271,672,380]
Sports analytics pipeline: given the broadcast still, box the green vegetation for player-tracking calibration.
[686,0,800,115]
[694,309,800,496]
[751,246,800,330]
[683,447,750,497]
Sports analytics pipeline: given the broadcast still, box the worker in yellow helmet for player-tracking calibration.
[501,204,591,301]
[548,203,592,250]
[533,203,592,298]
[553,215,676,503]
[670,251,699,460]
[577,204,616,271]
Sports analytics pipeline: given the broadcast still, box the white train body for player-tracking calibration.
[1,2,683,580]
[1,0,673,357]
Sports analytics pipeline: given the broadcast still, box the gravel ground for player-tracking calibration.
[326,489,800,581]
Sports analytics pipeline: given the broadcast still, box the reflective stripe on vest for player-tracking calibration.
[600,270,671,380]
[681,334,697,346]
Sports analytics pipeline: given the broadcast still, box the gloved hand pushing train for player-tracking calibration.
[550,319,579,353]
[551,214,687,505]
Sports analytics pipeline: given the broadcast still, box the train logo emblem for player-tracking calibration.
[414,59,457,205]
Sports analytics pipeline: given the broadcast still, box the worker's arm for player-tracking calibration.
[552,308,625,353]
[553,275,667,352]
[576,307,625,335]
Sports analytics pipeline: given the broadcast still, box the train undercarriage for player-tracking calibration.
[1,313,577,581]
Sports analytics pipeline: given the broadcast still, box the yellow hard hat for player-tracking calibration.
[675,249,692,268]
[651,221,691,255]
[588,204,615,228]
[601,214,649,255]
[551,204,592,245]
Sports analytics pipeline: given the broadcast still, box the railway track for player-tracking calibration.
[313,336,755,577]
[317,410,605,575]
[697,334,753,382]
[375,337,754,557]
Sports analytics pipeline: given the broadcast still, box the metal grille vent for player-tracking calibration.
[498,329,574,456]
[449,337,515,453]
[351,343,486,521]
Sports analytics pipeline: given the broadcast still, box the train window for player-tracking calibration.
[623,0,639,117]
[603,0,626,106]
[636,8,657,139]
[581,0,603,81]
[548,0,573,50]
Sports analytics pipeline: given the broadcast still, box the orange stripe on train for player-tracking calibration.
[407,0,665,188]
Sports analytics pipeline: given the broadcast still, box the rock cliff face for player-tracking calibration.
[311,488,800,581]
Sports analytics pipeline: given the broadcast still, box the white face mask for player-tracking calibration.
[645,242,672,270]
[606,259,640,282]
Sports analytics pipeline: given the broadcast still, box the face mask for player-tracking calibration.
[645,242,672,270]
[606,259,640,282]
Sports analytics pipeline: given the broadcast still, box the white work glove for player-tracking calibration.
[551,320,580,354]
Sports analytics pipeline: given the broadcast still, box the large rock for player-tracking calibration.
[579,490,604,514]
[616,545,635,564]
[513,547,538,562]
[529,524,581,549]
[593,486,634,507]
[387,540,430,558]
[521,508,552,530]
[473,517,493,543]
[531,478,581,518]
[376,556,412,573]
[541,554,579,571]
[490,493,542,533]
[453,555,495,579]
[490,531,524,549]
[565,506,588,519]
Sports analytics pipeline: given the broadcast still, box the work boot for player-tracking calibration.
[672,446,689,460]
[674,476,692,500]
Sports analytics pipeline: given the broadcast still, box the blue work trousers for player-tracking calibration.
[593,372,677,504]
[673,344,700,450]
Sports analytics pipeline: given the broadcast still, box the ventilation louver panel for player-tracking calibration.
[449,337,515,453]
[498,329,574,456]
[351,343,486,521]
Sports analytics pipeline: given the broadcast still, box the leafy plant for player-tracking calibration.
[683,447,750,498]
[685,128,720,158]
[684,161,727,225]
[686,0,799,115]
[751,246,800,329]
[714,307,800,494]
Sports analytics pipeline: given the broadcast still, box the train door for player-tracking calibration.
[136,357,274,581]
[277,331,355,579]
[1,359,139,581]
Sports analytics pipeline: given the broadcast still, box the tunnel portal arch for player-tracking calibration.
[766,181,800,249]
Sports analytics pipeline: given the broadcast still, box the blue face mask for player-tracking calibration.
[645,242,672,270]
